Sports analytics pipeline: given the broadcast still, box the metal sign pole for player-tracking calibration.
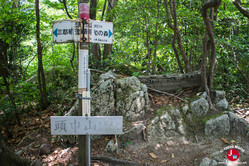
[78,1,90,166]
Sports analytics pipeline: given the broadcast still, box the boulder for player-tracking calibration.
[91,78,115,116]
[39,144,51,155]
[190,98,209,118]
[91,72,149,122]
[216,98,228,111]
[147,107,185,142]
[228,112,249,137]
[212,91,226,103]
[181,105,189,115]
[199,157,217,166]
[115,76,149,121]
[205,114,230,136]
[99,70,117,82]
[119,124,145,141]
[106,140,117,152]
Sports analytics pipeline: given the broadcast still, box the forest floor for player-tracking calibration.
[1,89,249,166]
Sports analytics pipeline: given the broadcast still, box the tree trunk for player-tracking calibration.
[0,132,32,166]
[170,0,191,73]
[163,0,188,73]
[233,0,249,19]
[36,0,48,109]
[90,0,101,63]
[151,0,159,75]
[102,0,117,61]
[146,30,151,75]
[202,0,221,91]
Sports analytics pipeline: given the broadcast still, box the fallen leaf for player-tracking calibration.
[31,156,36,160]
[221,137,229,144]
[149,153,157,159]
[231,140,236,144]
[45,124,49,128]
[41,155,46,158]
[171,153,175,158]
[161,160,167,163]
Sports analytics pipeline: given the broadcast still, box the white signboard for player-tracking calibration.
[90,20,113,44]
[53,19,81,43]
[53,19,113,44]
[78,50,89,89]
[51,116,123,135]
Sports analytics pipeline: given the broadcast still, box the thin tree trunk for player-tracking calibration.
[202,32,215,110]
[170,0,190,73]
[101,0,107,21]
[172,33,184,74]
[90,0,101,63]
[151,0,159,75]
[36,0,48,109]
[202,0,221,91]
[103,0,117,61]
[146,30,151,75]
[163,0,186,73]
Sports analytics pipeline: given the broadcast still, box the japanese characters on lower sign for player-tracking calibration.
[51,116,123,135]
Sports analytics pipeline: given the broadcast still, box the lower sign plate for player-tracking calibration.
[51,116,123,135]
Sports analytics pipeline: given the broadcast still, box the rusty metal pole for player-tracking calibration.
[78,0,90,166]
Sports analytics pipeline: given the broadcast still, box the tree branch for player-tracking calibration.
[62,0,73,19]
[233,0,249,19]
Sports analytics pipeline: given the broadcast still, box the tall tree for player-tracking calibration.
[202,0,221,109]
[36,0,48,109]
[163,0,191,73]
[90,0,101,63]
[102,0,117,60]
[163,0,184,73]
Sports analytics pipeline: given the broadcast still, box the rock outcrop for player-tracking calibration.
[147,107,186,142]
[91,71,149,122]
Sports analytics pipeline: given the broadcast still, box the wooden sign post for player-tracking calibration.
[51,1,119,166]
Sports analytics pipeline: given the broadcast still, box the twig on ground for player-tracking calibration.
[148,87,187,102]
[92,156,138,165]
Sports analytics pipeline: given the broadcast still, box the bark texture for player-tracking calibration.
[36,0,48,109]
[233,0,249,18]
[138,71,201,92]
[0,133,31,166]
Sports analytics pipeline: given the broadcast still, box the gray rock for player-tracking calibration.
[120,124,145,141]
[216,98,228,111]
[200,92,207,99]
[182,105,189,114]
[160,111,176,130]
[106,140,117,152]
[147,107,186,141]
[116,76,149,121]
[190,98,209,118]
[91,72,149,122]
[200,157,217,166]
[205,114,230,136]
[186,113,193,121]
[212,91,226,103]
[91,79,115,116]
[39,144,51,155]
[99,70,117,82]
[168,108,186,135]
[228,112,249,137]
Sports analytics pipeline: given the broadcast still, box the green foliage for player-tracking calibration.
[0,0,249,122]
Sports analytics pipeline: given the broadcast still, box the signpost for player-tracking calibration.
[51,2,121,166]
[51,116,123,135]
[52,19,113,44]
